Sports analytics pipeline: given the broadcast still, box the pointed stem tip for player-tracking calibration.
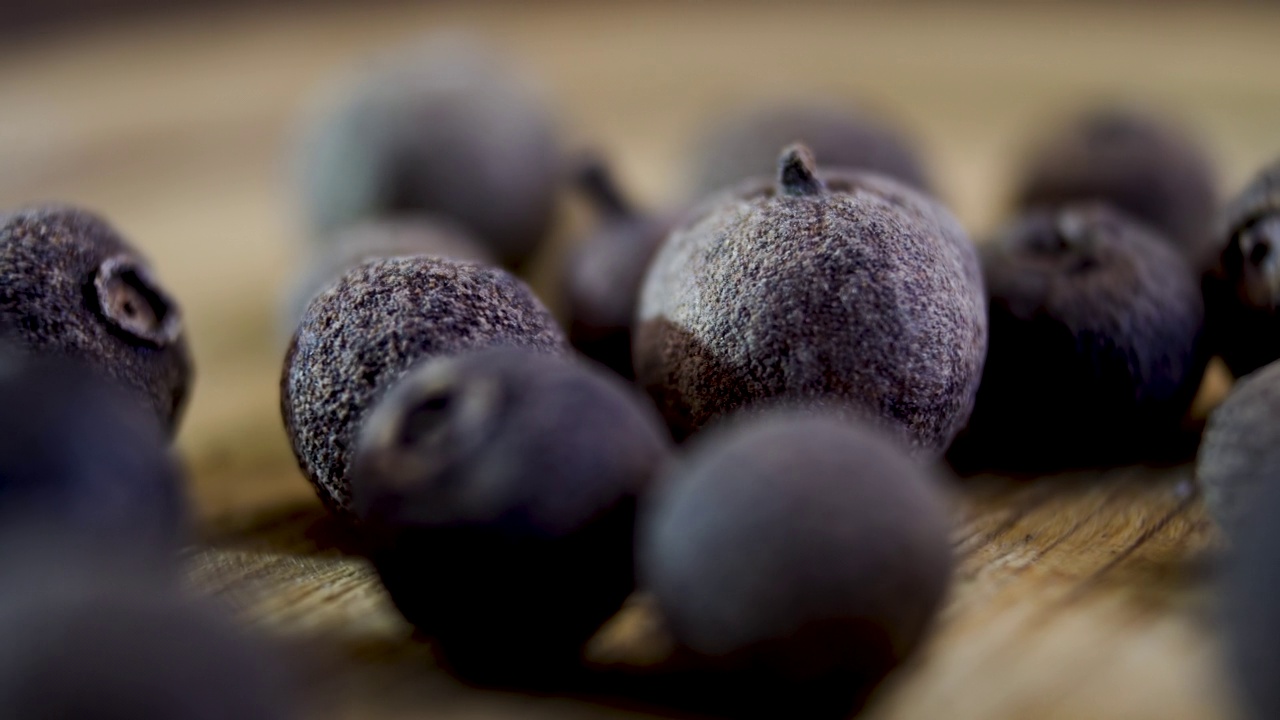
[777,143,825,197]
[574,151,633,219]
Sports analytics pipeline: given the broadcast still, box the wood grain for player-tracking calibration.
[1,1,1275,717]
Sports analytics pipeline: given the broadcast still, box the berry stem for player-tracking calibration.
[777,144,825,197]
[574,152,634,219]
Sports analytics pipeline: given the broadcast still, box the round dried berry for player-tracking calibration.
[635,144,986,453]
[353,347,670,682]
[0,206,192,432]
[281,256,566,517]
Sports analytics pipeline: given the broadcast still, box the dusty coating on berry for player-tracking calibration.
[352,348,670,674]
[282,256,566,517]
[688,103,932,198]
[297,34,561,267]
[635,146,986,453]
[0,206,192,432]
[638,411,952,688]
[1197,359,1280,533]
[1014,106,1218,269]
[282,216,493,333]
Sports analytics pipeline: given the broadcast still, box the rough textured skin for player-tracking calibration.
[0,538,290,720]
[0,351,186,552]
[951,204,1206,471]
[688,104,932,198]
[1014,106,1218,269]
[1197,359,1280,533]
[1226,465,1280,720]
[635,147,986,453]
[281,257,566,517]
[0,206,193,432]
[563,159,675,379]
[281,216,493,333]
[297,34,562,267]
[352,348,670,681]
[638,411,952,716]
[1204,159,1280,378]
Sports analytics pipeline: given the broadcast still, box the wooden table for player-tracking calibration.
[2,2,1278,717]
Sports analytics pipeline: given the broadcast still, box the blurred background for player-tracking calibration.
[0,2,1277,717]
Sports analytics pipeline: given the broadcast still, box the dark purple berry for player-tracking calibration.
[687,103,931,198]
[0,349,186,550]
[1013,106,1218,268]
[638,410,952,717]
[281,256,566,517]
[0,536,290,720]
[352,347,671,682]
[296,35,562,267]
[563,155,674,379]
[951,204,1206,471]
[0,206,192,432]
[1204,159,1280,378]
[635,144,986,452]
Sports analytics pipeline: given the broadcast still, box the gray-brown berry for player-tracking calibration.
[282,216,492,332]
[296,34,562,267]
[0,206,192,432]
[352,347,670,682]
[281,256,566,516]
[638,410,952,717]
[1013,106,1218,269]
[1197,358,1280,533]
[635,144,986,453]
[687,103,931,198]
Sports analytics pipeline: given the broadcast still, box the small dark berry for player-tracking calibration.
[281,256,566,517]
[0,537,290,720]
[563,155,674,379]
[296,34,562,267]
[0,350,186,550]
[352,347,671,682]
[282,216,492,332]
[1203,159,1280,378]
[635,144,987,452]
[687,103,931,198]
[1013,106,1218,268]
[0,206,193,432]
[638,410,952,717]
[1197,358,1280,532]
[951,204,1206,471]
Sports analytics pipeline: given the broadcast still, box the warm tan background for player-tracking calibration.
[1,2,1278,718]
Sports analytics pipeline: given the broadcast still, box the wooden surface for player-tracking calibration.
[2,2,1278,717]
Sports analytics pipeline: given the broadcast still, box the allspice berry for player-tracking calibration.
[0,206,192,432]
[637,410,952,718]
[1203,159,1280,378]
[0,350,186,551]
[281,256,566,517]
[951,204,1206,471]
[1013,106,1218,268]
[352,347,670,682]
[0,537,290,720]
[1196,358,1280,533]
[687,103,932,198]
[635,144,986,452]
[281,216,493,332]
[563,155,674,378]
[1224,456,1280,720]
[296,34,562,267]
